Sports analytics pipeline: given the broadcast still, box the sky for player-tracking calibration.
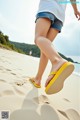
[0,0,80,56]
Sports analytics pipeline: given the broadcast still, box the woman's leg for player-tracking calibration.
[34,19,66,86]
[33,18,51,85]
[35,28,59,85]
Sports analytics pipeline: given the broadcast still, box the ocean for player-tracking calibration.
[33,56,80,76]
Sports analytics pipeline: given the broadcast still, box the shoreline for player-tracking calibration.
[73,72,80,76]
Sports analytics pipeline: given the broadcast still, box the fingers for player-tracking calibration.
[75,13,78,18]
[78,13,80,20]
[75,11,80,20]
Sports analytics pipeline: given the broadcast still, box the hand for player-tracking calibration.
[74,10,80,20]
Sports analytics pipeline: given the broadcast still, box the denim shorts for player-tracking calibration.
[35,12,63,33]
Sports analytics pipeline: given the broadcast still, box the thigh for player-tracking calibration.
[35,18,51,38]
[47,28,59,42]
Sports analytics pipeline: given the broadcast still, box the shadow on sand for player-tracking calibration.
[10,81,59,120]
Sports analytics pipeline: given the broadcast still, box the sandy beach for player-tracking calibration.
[0,48,80,120]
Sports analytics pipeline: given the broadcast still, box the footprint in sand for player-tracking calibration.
[58,109,80,120]
[14,78,29,86]
[6,69,12,71]
[65,109,80,120]
[63,98,71,103]
[0,79,6,83]
[58,110,69,120]
[0,80,15,96]
[0,66,11,72]
[15,81,24,86]
[11,73,17,75]
[12,85,25,96]
[1,90,14,96]
[34,95,50,104]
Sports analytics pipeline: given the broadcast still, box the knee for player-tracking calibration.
[34,35,44,46]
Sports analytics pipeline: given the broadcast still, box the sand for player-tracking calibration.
[0,48,80,120]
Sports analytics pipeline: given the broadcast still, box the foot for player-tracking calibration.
[45,59,67,87]
[31,76,41,86]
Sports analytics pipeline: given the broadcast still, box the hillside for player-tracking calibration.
[10,41,40,57]
[11,41,75,63]
[0,30,79,63]
[0,31,24,54]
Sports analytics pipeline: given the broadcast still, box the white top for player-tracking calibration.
[37,0,67,23]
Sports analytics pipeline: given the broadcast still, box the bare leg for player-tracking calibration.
[34,18,66,86]
[35,28,59,84]
[36,36,67,86]
[33,18,51,85]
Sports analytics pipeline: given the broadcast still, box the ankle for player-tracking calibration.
[35,75,42,81]
[51,57,62,65]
